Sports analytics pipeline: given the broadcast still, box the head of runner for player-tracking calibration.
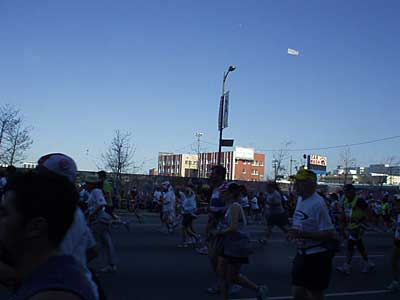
[209,165,226,189]
[294,169,317,199]
[343,184,356,202]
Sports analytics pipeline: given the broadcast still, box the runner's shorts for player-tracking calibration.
[292,251,333,291]
[163,210,175,222]
[182,213,195,227]
[267,212,288,227]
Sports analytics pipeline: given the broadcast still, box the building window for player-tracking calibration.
[235,159,238,164]
[260,161,264,166]
[251,169,259,175]
[242,169,246,174]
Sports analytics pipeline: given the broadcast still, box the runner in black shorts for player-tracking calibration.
[289,170,337,300]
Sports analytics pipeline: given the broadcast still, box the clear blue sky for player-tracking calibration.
[1,0,399,175]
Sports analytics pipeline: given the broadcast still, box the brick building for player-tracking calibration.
[158,147,265,181]
[198,147,265,181]
[158,152,198,177]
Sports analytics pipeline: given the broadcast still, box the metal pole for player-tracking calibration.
[196,132,202,177]
[218,72,226,165]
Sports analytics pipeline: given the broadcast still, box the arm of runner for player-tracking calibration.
[217,205,240,235]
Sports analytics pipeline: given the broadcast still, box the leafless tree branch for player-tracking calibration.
[102,130,136,178]
[0,104,33,165]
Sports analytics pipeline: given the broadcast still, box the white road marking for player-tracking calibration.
[231,289,391,300]
[288,254,385,260]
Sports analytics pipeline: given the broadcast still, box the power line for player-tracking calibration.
[259,135,400,152]
[203,135,400,152]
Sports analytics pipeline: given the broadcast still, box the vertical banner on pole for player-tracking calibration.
[218,95,224,130]
[223,91,229,129]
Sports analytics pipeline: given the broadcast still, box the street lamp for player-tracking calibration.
[218,65,236,165]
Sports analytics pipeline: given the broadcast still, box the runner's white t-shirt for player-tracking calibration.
[241,196,250,208]
[266,191,284,215]
[250,197,259,210]
[292,193,334,254]
[180,191,197,214]
[88,188,107,215]
[210,183,228,212]
[163,189,176,212]
[60,208,99,300]
[153,191,162,203]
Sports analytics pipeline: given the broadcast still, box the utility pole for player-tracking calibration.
[289,156,297,177]
[218,65,236,165]
[195,132,203,178]
[272,159,278,181]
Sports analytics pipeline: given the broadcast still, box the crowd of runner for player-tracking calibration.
[0,155,399,300]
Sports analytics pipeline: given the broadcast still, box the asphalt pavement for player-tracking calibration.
[0,212,398,300]
[94,212,398,300]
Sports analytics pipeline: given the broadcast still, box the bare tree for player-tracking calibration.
[272,141,291,180]
[339,147,356,185]
[102,130,136,179]
[0,104,19,158]
[0,105,33,166]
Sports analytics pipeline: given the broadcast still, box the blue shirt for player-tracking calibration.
[12,255,97,300]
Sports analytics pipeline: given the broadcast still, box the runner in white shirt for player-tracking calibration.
[289,170,337,300]
[240,187,250,217]
[161,181,176,233]
[87,176,117,274]
[250,193,260,223]
[153,187,162,211]
[178,185,199,247]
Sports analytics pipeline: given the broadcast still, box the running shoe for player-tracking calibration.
[387,280,400,292]
[205,284,242,295]
[256,285,269,300]
[230,284,242,295]
[177,243,189,248]
[185,237,196,245]
[196,246,209,255]
[206,284,219,294]
[100,265,117,273]
[336,263,351,275]
[123,221,130,232]
[361,261,375,273]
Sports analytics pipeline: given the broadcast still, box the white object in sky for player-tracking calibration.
[288,48,300,56]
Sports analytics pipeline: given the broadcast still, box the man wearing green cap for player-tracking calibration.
[289,169,336,300]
